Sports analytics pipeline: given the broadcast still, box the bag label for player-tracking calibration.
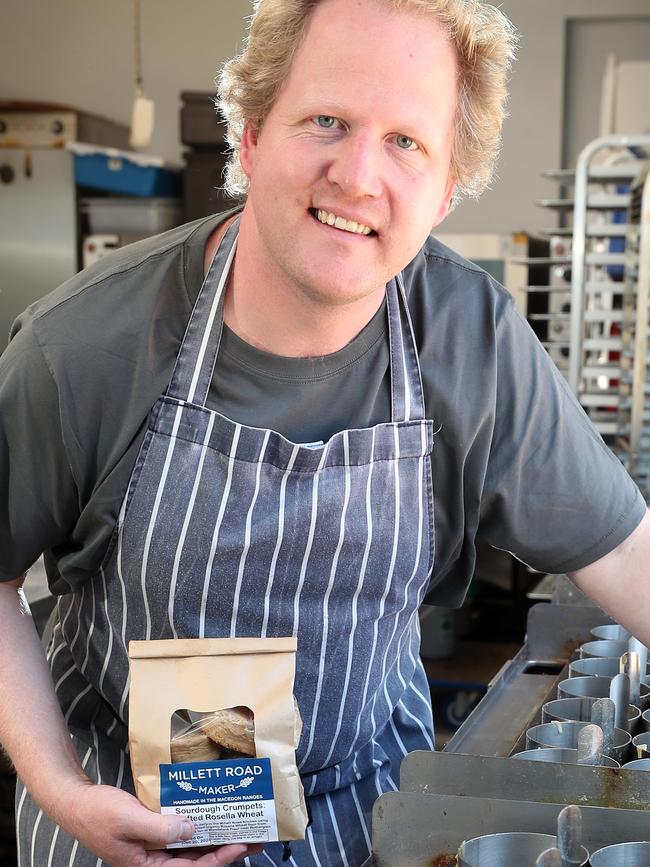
[160,757,278,847]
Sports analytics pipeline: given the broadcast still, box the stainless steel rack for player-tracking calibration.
[516,135,650,500]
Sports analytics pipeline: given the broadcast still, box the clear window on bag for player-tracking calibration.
[170,706,257,763]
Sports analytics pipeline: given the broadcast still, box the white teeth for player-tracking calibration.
[317,209,372,235]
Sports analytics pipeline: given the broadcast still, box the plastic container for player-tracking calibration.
[68,142,181,197]
[80,197,182,236]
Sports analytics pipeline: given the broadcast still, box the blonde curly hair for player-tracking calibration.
[217,0,517,203]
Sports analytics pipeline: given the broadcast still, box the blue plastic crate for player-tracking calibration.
[69,143,181,197]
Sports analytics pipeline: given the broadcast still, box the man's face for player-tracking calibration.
[240,0,458,309]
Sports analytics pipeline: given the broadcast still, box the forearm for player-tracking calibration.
[570,508,650,644]
[0,579,261,865]
[0,579,90,824]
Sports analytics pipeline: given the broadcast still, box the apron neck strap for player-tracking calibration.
[167,215,426,423]
[166,217,239,405]
[386,274,426,422]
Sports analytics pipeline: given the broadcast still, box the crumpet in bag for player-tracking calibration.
[128,636,307,849]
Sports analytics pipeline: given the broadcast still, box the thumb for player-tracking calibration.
[129,804,195,847]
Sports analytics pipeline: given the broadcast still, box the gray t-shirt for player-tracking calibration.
[0,209,645,605]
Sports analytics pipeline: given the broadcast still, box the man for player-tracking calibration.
[0,0,648,865]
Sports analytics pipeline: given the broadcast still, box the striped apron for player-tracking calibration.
[17,217,436,867]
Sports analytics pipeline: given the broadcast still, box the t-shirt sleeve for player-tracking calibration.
[479,299,647,573]
[0,320,79,580]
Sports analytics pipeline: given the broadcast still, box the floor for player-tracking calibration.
[424,639,522,750]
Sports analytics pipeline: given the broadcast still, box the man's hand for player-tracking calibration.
[64,781,263,866]
[0,579,258,866]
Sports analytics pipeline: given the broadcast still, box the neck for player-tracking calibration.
[204,210,386,358]
[224,268,385,357]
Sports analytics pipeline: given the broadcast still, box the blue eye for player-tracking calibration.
[396,134,416,150]
[315,115,337,129]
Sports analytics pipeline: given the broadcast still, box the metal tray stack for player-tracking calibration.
[365,603,650,865]
[517,134,650,501]
[624,165,650,495]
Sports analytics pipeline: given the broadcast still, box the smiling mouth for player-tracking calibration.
[311,208,375,236]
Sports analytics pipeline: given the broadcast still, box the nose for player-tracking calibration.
[326,132,383,198]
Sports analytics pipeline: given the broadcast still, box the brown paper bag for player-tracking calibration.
[128,636,308,849]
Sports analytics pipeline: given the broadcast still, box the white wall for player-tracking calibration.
[3,0,250,165]
[440,0,650,235]
[3,0,650,236]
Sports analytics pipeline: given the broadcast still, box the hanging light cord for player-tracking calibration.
[134,0,143,91]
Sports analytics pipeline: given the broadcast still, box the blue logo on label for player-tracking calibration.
[160,757,275,807]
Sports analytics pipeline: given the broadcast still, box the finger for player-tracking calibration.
[125,805,195,848]
[182,844,250,865]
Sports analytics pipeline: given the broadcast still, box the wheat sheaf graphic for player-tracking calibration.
[175,775,256,793]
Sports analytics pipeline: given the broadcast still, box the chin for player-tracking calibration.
[305,281,383,309]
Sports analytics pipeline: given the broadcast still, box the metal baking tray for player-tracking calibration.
[369,791,650,866]
[441,603,613,757]
[401,752,650,811]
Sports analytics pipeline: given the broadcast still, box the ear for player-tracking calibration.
[240,122,259,179]
[431,174,456,228]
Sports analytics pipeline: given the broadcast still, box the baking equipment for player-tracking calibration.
[361,604,650,866]
[558,675,650,710]
[580,639,628,659]
[611,673,634,730]
[522,723,610,767]
[590,841,650,865]
[631,732,650,759]
[591,699,617,758]
[591,625,632,642]
[556,805,588,867]
[629,639,648,676]
[513,747,620,768]
[536,850,563,867]
[541,697,640,732]
[622,653,643,707]
[569,656,650,680]
[369,788,650,866]
[623,758,650,770]
[525,721,630,763]
[459,804,590,867]
[457,832,563,867]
